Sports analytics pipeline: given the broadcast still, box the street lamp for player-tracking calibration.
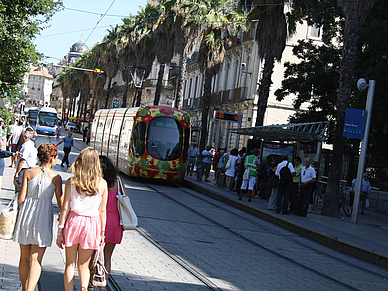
[351,78,376,224]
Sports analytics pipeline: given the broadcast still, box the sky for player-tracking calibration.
[34,0,148,63]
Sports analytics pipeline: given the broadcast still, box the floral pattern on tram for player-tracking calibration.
[128,106,190,182]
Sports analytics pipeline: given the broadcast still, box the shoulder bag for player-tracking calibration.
[117,177,138,230]
[90,245,107,287]
[0,196,18,240]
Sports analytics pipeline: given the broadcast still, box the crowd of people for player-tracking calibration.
[186,143,322,217]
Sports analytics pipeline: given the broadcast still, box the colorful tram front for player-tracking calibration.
[91,106,190,182]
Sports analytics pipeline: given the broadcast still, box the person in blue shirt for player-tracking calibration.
[186,143,199,176]
[57,132,74,167]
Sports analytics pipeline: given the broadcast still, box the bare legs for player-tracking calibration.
[19,244,46,291]
[103,243,116,281]
[64,245,94,291]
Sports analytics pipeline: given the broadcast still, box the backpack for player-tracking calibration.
[280,162,293,183]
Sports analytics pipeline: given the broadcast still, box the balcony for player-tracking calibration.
[210,91,222,105]
[182,97,201,110]
[233,87,248,102]
[222,90,230,103]
[143,79,174,90]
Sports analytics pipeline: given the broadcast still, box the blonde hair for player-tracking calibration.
[71,147,102,196]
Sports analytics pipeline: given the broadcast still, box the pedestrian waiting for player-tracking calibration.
[187,143,199,176]
[13,143,63,291]
[239,149,260,202]
[275,153,295,215]
[298,158,316,217]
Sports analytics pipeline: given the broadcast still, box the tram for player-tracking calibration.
[91,106,191,182]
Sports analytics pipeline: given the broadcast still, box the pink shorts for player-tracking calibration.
[63,211,101,251]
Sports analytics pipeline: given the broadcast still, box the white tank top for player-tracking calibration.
[70,178,102,217]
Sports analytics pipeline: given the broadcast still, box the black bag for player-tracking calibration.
[269,178,279,188]
[280,162,293,184]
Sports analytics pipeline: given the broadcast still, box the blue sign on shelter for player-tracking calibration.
[343,108,367,139]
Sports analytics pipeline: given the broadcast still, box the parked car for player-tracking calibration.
[65,122,76,132]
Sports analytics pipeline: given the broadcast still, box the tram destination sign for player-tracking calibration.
[214,111,241,123]
[343,108,366,139]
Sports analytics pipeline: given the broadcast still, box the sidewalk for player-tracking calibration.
[183,170,388,269]
[0,137,81,291]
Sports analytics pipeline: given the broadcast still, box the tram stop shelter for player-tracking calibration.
[230,121,330,162]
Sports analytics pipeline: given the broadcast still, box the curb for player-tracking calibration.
[183,179,388,269]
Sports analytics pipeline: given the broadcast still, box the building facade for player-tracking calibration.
[181,21,323,150]
[26,68,53,107]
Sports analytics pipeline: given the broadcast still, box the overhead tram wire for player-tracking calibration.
[36,25,116,39]
[64,7,128,18]
[79,0,117,49]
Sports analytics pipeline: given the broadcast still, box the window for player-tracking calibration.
[147,117,182,161]
[37,84,41,91]
[131,122,146,157]
[308,25,322,39]
[194,76,198,98]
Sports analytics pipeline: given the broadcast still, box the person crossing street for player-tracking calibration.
[57,131,74,167]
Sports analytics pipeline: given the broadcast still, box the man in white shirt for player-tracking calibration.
[14,128,37,190]
[201,145,213,182]
[275,153,295,214]
[299,158,316,217]
[7,121,24,167]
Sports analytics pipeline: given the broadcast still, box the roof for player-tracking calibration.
[230,121,330,142]
[69,41,89,54]
[29,70,53,79]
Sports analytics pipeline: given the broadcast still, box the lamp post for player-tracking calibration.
[351,79,375,224]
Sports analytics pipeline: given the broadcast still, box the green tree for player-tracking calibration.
[0,0,62,93]
[275,40,341,143]
[323,0,377,217]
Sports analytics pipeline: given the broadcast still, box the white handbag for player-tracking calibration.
[0,196,18,240]
[117,177,138,230]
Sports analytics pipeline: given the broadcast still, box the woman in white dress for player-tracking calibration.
[13,143,63,291]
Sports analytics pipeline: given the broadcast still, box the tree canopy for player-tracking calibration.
[0,0,62,94]
[275,0,388,161]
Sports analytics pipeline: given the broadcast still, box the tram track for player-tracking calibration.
[35,135,387,290]
[178,187,388,281]
[138,181,387,291]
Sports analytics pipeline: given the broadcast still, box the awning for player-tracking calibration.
[230,121,330,142]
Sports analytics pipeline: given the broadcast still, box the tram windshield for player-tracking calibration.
[147,117,183,161]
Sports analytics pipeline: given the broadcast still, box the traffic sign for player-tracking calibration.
[343,108,367,139]
[214,111,241,123]
[112,97,120,108]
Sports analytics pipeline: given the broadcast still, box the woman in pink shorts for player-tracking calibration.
[98,155,128,282]
[56,147,108,291]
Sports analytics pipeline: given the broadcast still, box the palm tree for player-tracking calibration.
[185,0,246,151]
[173,1,202,109]
[246,1,288,127]
[322,0,377,217]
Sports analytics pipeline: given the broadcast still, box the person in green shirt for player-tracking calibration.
[6,120,15,152]
[239,149,260,202]
[290,157,302,213]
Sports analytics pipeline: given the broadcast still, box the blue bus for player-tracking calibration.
[27,107,39,126]
[36,107,58,135]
